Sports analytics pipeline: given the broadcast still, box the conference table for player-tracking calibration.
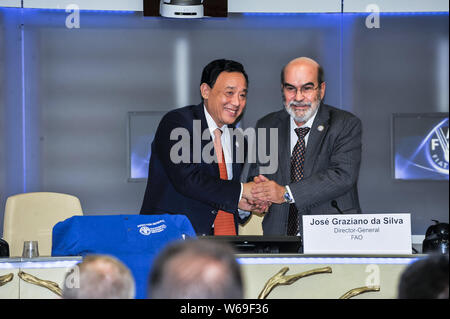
[0,254,420,299]
[0,214,422,299]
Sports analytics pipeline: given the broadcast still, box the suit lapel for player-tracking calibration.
[304,103,330,178]
[231,130,244,181]
[192,103,210,140]
[195,103,244,181]
[277,111,291,184]
[192,103,219,177]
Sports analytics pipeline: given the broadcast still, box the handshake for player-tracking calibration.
[239,175,287,213]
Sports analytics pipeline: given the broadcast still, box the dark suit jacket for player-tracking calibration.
[242,103,362,235]
[140,103,246,235]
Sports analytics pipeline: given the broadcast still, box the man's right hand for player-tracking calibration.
[242,181,271,213]
[251,174,286,204]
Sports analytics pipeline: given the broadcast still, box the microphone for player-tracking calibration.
[331,200,344,214]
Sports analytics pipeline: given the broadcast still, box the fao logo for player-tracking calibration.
[139,226,151,236]
[428,123,449,172]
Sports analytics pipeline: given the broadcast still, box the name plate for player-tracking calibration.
[302,214,412,254]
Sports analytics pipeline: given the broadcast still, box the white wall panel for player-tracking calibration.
[22,0,142,11]
[0,0,21,8]
[228,0,341,13]
[6,0,446,12]
[344,0,449,12]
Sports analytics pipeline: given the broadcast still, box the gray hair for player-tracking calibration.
[149,239,243,299]
[63,255,135,299]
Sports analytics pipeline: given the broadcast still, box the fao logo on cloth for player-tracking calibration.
[139,226,151,236]
[137,220,167,236]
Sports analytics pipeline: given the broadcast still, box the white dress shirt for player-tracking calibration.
[204,105,244,201]
[204,105,233,179]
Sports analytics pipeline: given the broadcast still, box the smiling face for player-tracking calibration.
[282,58,326,126]
[201,71,248,128]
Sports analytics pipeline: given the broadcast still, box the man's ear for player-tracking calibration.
[320,81,326,100]
[200,83,210,100]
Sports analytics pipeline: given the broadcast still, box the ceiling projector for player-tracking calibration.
[160,0,204,19]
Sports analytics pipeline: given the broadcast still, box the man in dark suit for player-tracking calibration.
[140,59,264,235]
[244,57,362,236]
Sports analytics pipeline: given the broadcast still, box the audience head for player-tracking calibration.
[63,254,135,299]
[398,253,449,299]
[148,239,243,299]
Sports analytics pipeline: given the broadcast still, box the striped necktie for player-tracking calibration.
[213,128,236,235]
[287,127,310,236]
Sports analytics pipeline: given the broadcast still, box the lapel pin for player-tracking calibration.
[317,125,324,132]
[235,141,239,148]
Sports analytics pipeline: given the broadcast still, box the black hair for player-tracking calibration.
[200,59,249,90]
[398,254,449,299]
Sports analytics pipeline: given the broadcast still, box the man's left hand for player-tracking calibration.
[238,197,271,214]
[251,175,286,204]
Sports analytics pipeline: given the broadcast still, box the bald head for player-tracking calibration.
[288,57,319,67]
[281,57,324,86]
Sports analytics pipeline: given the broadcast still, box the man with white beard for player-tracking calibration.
[242,57,363,237]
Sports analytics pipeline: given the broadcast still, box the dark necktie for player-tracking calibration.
[287,127,310,236]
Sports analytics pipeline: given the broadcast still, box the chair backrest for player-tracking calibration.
[238,212,264,236]
[2,192,83,257]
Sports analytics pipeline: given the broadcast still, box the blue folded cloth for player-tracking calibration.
[52,214,196,299]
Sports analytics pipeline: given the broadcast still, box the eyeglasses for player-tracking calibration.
[283,83,320,96]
